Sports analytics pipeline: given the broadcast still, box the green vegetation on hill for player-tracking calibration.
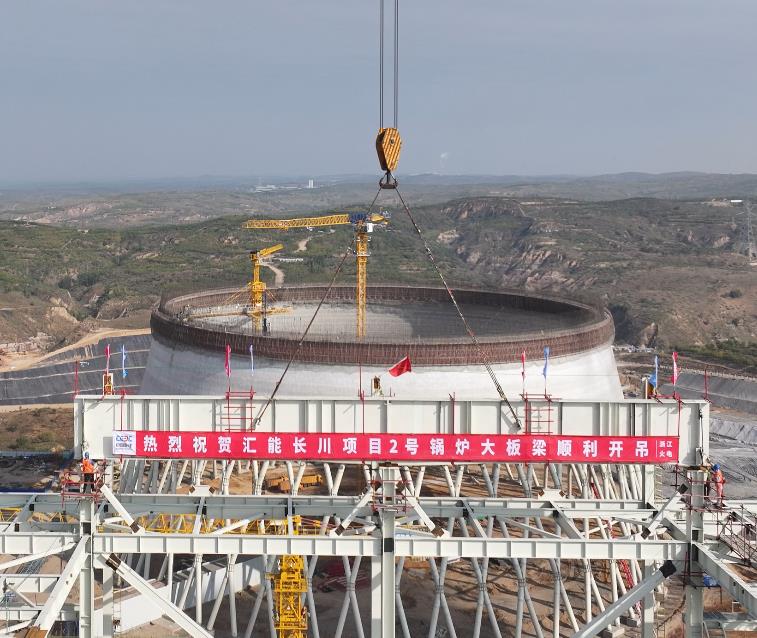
[0,192,754,365]
[678,340,757,375]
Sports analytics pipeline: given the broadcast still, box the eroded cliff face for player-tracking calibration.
[0,194,752,354]
[428,197,755,348]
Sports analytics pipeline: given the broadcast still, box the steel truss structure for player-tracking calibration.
[1,396,756,638]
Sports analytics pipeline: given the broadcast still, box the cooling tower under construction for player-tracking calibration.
[142,285,622,400]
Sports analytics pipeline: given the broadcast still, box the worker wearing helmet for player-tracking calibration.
[81,452,95,493]
[711,463,725,507]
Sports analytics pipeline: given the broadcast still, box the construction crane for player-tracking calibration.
[375,0,402,188]
[178,244,288,332]
[243,212,390,338]
[249,243,283,305]
[265,515,308,638]
[248,243,286,332]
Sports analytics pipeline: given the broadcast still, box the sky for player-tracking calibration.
[2,0,757,183]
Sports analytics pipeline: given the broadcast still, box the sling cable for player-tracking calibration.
[373,0,523,429]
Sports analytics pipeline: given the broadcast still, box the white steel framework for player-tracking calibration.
[1,396,755,637]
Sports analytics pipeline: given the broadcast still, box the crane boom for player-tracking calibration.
[243,212,388,230]
[254,243,284,258]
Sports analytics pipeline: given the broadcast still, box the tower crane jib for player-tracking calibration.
[243,212,390,338]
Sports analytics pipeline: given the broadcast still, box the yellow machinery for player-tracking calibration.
[249,243,283,307]
[133,512,311,637]
[248,243,289,331]
[243,212,390,338]
[179,243,289,332]
[376,127,402,188]
[266,515,308,638]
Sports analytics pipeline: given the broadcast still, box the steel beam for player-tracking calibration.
[4,574,59,594]
[85,529,689,561]
[77,395,706,465]
[97,553,213,638]
[572,561,677,638]
[0,544,77,572]
[704,617,757,631]
[0,534,77,556]
[99,485,144,534]
[26,536,89,633]
[0,492,659,524]
[696,543,757,618]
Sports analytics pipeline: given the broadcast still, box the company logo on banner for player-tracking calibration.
[115,431,679,464]
[112,431,137,456]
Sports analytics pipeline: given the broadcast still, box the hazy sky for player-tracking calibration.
[3,1,757,183]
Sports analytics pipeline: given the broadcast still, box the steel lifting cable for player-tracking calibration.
[254,189,385,426]
[394,188,523,429]
[253,247,351,426]
[393,0,398,129]
[379,0,384,129]
[378,0,399,129]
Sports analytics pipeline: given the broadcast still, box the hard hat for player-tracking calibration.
[712,464,720,471]
[84,452,90,459]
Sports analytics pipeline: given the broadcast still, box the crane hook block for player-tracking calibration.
[375,127,402,173]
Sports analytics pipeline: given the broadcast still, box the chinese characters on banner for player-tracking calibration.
[112,431,679,464]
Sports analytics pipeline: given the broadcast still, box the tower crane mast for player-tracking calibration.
[249,243,284,308]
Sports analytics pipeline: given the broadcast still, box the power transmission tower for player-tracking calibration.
[745,200,755,261]
[730,199,755,263]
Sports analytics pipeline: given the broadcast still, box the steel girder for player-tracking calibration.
[695,543,757,619]
[0,492,659,522]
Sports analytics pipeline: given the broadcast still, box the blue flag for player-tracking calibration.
[542,346,550,379]
[649,355,658,390]
[121,345,128,378]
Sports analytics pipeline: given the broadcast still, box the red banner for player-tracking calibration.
[112,431,678,463]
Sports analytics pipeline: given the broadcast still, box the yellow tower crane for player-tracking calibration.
[266,515,308,638]
[243,212,389,338]
[249,243,284,307]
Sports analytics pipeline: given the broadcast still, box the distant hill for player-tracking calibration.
[0,192,753,355]
[4,172,757,227]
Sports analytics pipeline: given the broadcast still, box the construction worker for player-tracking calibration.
[80,453,95,493]
[711,463,725,507]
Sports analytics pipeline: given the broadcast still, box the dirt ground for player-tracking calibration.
[0,405,72,453]
[0,326,150,373]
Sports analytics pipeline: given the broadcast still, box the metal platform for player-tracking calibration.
[2,395,757,638]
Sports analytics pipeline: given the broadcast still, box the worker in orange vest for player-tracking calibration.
[711,464,725,507]
[81,453,95,493]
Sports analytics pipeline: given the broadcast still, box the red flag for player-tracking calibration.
[224,344,231,378]
[104,344,111,376]
[388,356,412,377]
[671,351,679,385]
[521,350,526,380]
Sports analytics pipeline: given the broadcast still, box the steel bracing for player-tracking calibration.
[2,396,757,637]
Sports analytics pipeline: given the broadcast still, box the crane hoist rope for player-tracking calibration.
[376,0,402,189]
[373,1,521,426]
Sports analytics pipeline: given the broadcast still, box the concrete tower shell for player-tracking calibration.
[141,285,622,400]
